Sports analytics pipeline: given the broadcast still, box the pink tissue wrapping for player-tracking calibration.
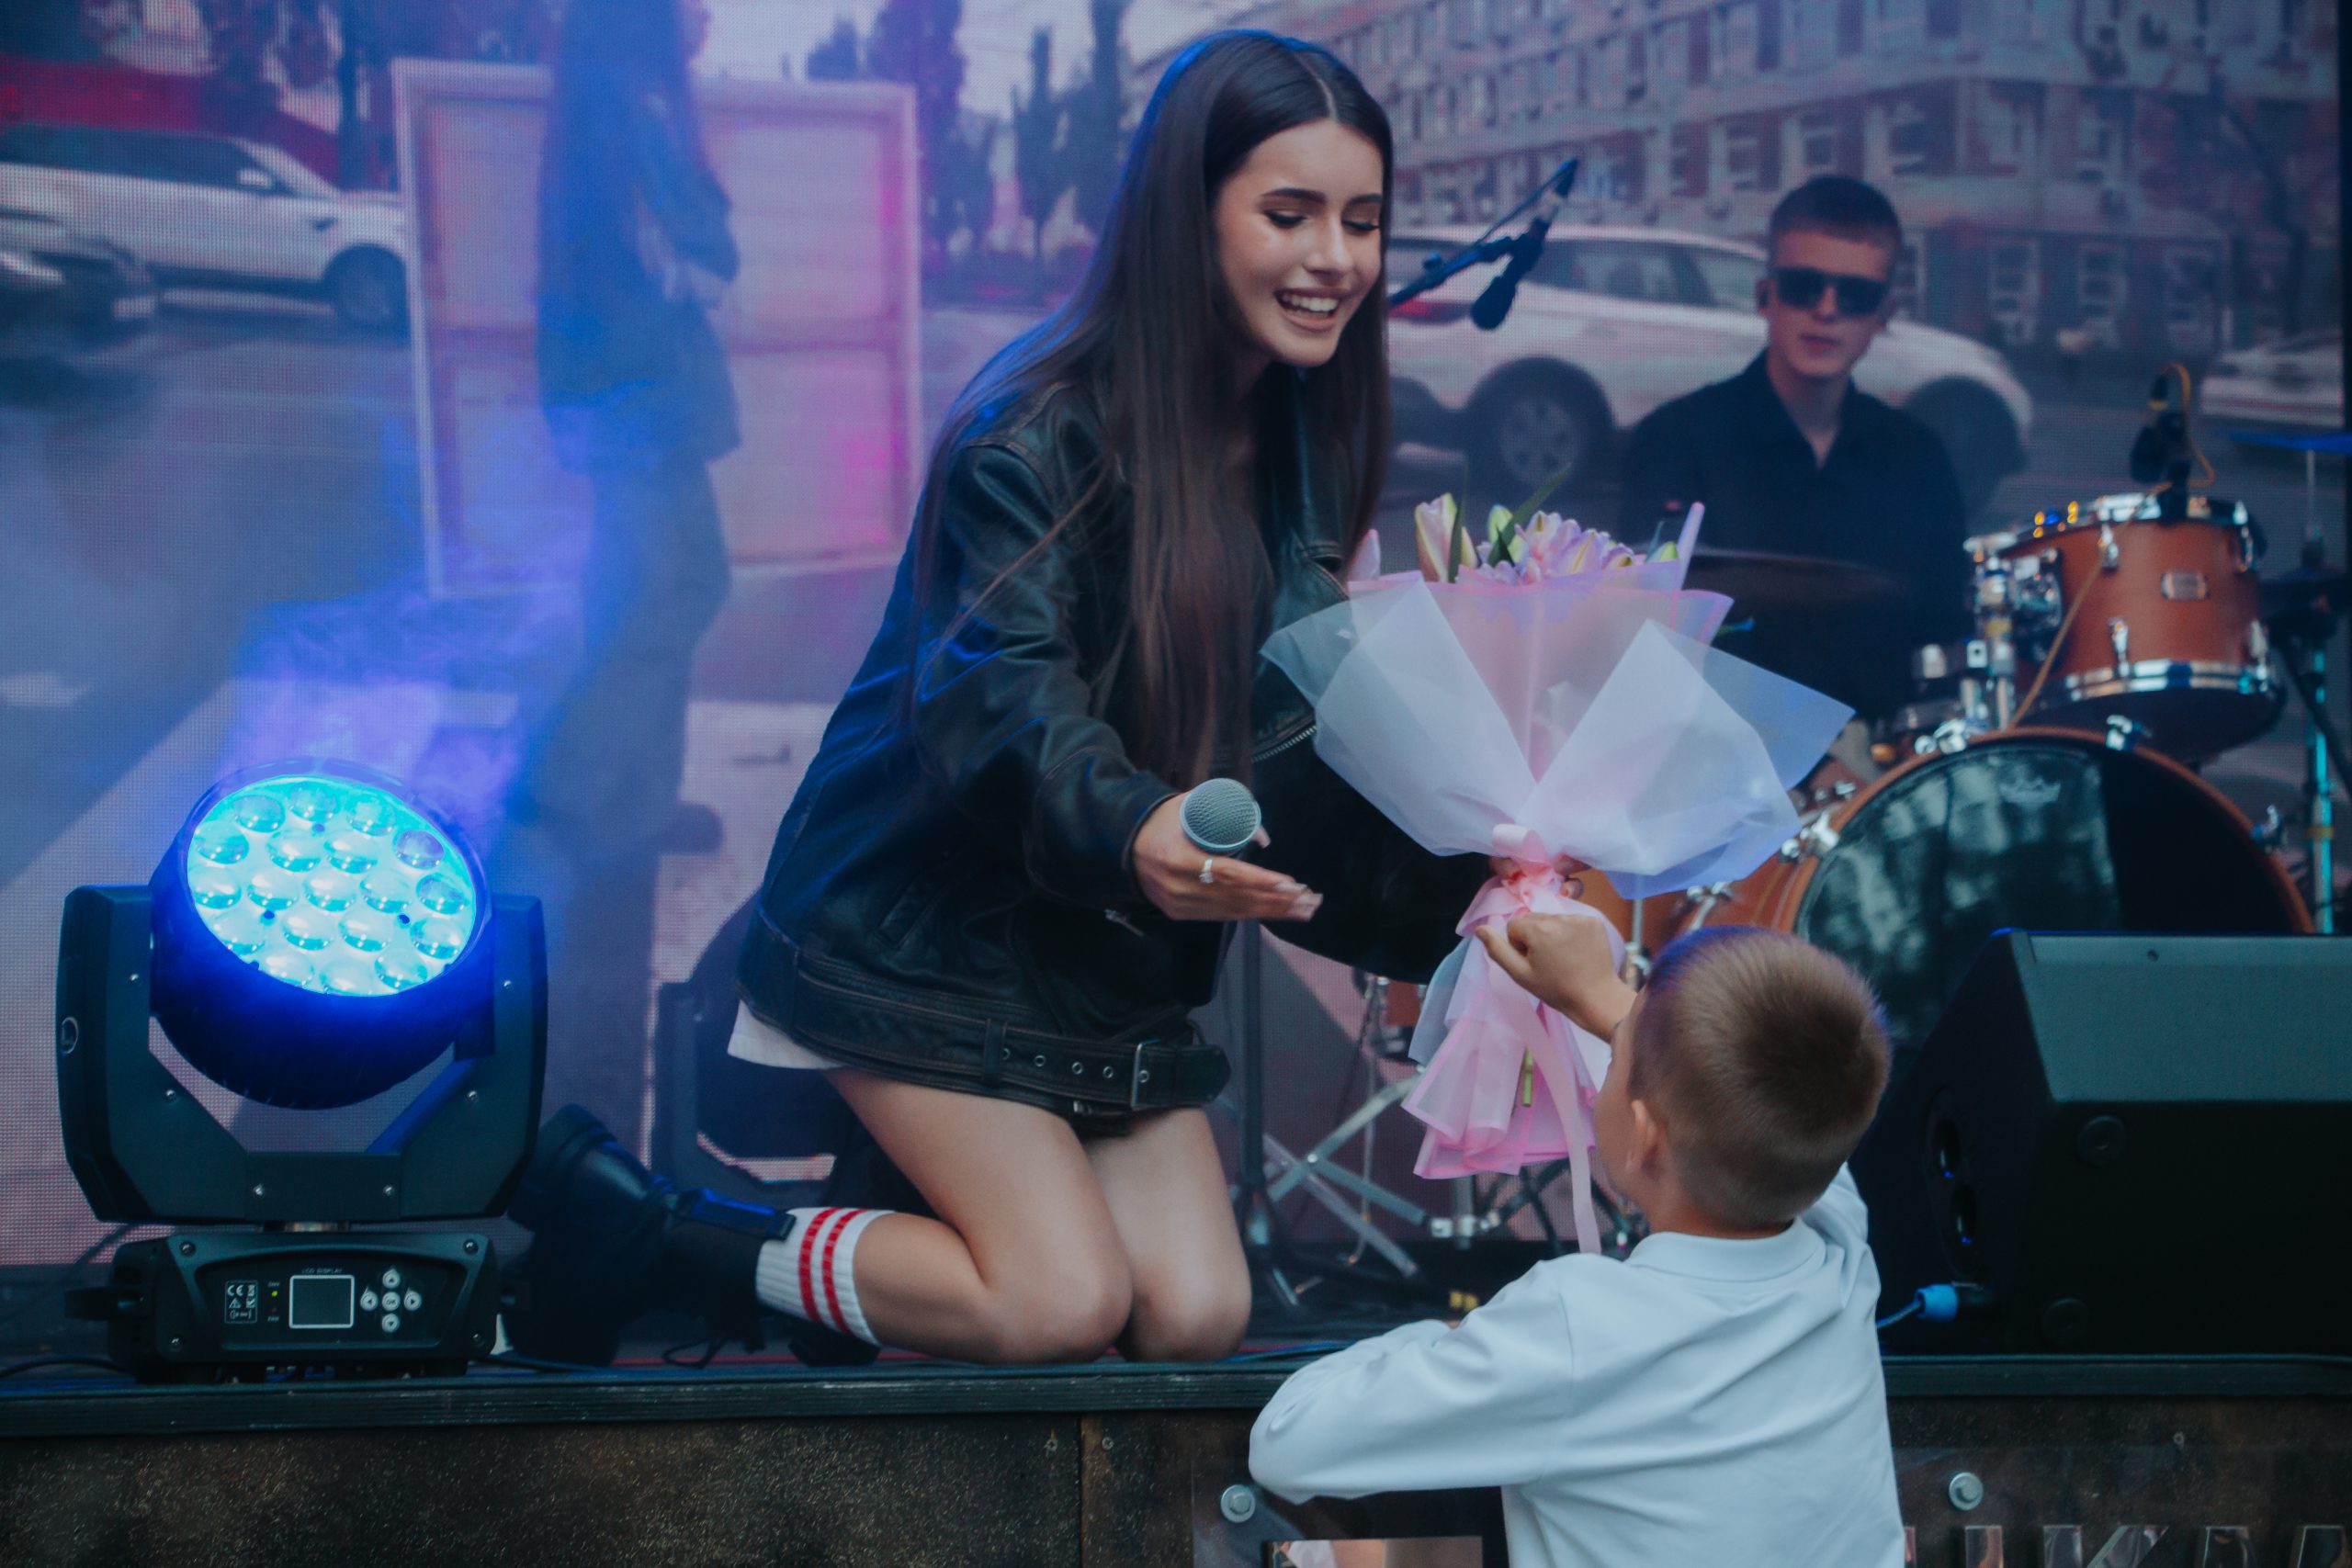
[1402,853,1621,1254]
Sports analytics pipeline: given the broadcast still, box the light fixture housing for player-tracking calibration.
[55,762,545,1378]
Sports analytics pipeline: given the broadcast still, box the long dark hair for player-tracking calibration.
[913,30,1394,787]
[538,0,712,288]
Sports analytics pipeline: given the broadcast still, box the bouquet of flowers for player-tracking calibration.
[1264,491,1851,1251]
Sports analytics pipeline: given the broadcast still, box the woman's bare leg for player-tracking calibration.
[1088,1107,1253,1361]
[823,1068,1135,1363]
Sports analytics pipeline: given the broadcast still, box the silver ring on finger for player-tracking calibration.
[1199,856,1216,886]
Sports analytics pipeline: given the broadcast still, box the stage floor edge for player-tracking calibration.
[1,1355,2348,1567]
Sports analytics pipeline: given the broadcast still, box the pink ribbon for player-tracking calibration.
[1402,825,1619,1254]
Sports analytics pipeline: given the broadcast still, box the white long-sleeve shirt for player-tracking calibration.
[1250,1170,1904,1568]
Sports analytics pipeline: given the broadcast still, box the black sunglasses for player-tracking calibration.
[1768,265,1891,317]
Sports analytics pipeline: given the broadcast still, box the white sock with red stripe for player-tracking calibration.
[754,1207,885,1344]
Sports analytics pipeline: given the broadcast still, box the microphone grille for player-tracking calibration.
[1181,778,1262,855]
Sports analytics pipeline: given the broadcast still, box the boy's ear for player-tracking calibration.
[1628,1096,1668,1179]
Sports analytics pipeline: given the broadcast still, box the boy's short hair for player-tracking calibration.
[1628,927,1890,1227]
[1766,176,1902,269]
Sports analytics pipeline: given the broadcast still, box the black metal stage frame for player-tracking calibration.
[2,1355,2349,1566]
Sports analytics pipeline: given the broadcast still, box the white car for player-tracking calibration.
[0,121,408,331]
[2199,330,2343,437]
[1387,225,2033,513]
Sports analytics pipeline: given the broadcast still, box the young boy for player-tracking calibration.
[1250,918,1903,1566]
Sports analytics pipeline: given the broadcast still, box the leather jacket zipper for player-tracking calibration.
[1251,718,1317,763]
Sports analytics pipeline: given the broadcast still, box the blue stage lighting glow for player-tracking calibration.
[147,763,498,1109]
[183,775,481,998]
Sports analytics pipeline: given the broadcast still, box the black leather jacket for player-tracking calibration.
[736,372,1487,1117]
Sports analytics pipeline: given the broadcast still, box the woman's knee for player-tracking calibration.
[985,1257,1134,1363]
[1123,1260,1252,1362]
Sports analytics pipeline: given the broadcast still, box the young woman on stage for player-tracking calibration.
[512,29,1486,1367]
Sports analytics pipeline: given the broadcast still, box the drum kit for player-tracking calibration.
[1278,424,2350,1283]
[1592,485,2337,1051]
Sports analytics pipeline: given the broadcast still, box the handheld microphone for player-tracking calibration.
[1473,157,1579,332]
[1181,778,1261,857]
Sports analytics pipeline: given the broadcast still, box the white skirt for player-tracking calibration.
[726,1000,842,1072]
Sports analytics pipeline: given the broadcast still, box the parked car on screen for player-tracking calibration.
[0,121,407,331]
[1386,224,2033,514]
[0,204,157,357]
[2199,330,2344,438]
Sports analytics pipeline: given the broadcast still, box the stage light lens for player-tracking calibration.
[258,949,314,987]
[184,774,480,998]
[245,867,299,911]
[303,871,356,911]
[210,906,270,956]
[267,830,324,872]
[326,830,379,873]
[361,868,410,913]
[193,822,250,865]
[411,918,467,962]
[187,869,243,909]
[286,782,338,826]
[396,829,444,872]
[337,911,392,952]
[374,952,429,991]
[279,907,336,951]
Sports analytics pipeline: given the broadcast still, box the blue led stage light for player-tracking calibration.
[56,761,547,1379]
[149,765,495,1110]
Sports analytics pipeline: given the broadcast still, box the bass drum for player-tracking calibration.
[1645,728,2309,1048]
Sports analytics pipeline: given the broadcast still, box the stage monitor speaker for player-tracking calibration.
[1855,931,2352,1355]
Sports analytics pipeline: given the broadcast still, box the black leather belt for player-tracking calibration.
[738,914,1229,1114]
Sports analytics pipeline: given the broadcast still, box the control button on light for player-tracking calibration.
[381,1313,401,1333]
[361,1290,379,1312]
[402,1289,422,1311]
[382,1268,401,1289]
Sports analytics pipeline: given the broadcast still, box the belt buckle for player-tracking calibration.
[1127,1039,1153,1111]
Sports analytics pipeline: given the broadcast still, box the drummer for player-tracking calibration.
[1618,176,1972,735]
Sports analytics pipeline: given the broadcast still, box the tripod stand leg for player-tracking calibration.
[1260,1141,1421,1277]
[1265,1076,1419,1204]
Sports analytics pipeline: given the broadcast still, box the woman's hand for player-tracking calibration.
[1134,794,1322,923]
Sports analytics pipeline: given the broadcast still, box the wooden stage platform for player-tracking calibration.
[2,1354,2350,1565]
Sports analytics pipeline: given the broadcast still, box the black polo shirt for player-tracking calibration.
[1617,354,1972,721]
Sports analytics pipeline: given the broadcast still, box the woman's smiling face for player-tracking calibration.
[1212,118,1386,380]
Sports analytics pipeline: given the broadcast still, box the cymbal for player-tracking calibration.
[1681,547,1906,611]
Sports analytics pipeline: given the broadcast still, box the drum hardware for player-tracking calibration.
[2254,806,2286,852]
[2260,574,2352,932]
[2098,523,2120,570]
[1229,965,1434,1290]
[1775,811,1842,863]
[2160,570,2208,602]
[1922,716,1975,756]
[2104,715,2143,752]
[1674,882,1734,929]
[2107,617,2131,668]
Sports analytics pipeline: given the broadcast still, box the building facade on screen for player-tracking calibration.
[1135,0,2339,359]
